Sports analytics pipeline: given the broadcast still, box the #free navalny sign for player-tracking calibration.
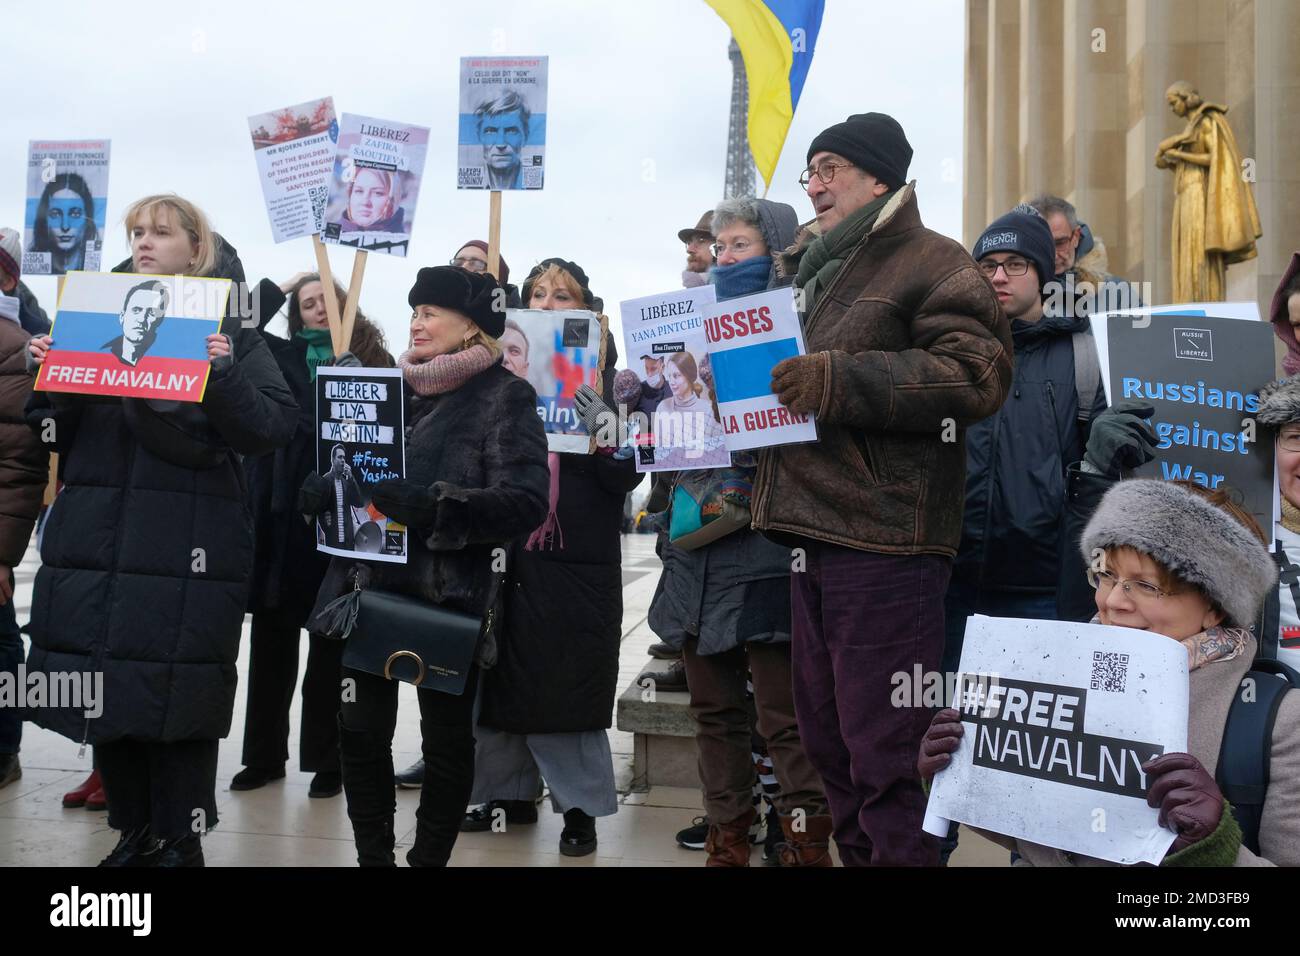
[35,271,229,403]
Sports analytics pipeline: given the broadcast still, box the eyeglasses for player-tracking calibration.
[450,257,489,273]
[798,161,851,189]
[710,239,756,258]
[979,258,1031,278]
[1087,568,1177,602]
[1053,236,1076,250]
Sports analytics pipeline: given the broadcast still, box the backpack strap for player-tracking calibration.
[1216,659,1300,855]
[1072,330,1103,424]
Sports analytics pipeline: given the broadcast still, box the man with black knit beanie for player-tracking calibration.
[750,112,1012,866]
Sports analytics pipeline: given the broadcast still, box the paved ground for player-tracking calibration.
[0,531,1006,867]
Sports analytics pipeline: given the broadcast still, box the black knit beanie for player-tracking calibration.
[521,257,595,309]
[807,112,912,190]
[972,211,1057,293]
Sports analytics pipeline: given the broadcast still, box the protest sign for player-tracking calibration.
[704,286,818,452]
[504,309,606,454]
[1090,302,1276,538]
[321,113,429,257]
[458,56,548,191]
[314,367,407,563]
[24,140,111,275]
[247,97,338,243]
[620,285,729,473]
[35,272,227,402]
[923,615,1189,865]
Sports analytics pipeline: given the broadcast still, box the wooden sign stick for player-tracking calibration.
[339,249,368,355]
[312,234,344,355]
[487,190,502,280]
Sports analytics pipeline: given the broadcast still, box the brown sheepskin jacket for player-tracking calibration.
[751,184,1013,556]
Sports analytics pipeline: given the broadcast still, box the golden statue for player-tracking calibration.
[1155,81,1261,302]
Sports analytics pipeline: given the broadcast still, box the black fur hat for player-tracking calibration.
[408,266,503,338]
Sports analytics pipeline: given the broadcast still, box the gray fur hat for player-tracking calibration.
[1080,480,1276,627]
[1255,375,1300,427]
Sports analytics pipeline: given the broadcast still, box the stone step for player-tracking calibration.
[616,661,700,791]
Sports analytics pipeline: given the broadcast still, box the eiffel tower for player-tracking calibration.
[725,37,757,199]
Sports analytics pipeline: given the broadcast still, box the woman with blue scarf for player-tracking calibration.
[646,199,830,866]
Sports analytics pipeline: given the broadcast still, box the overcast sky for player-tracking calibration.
[1,0,965,354]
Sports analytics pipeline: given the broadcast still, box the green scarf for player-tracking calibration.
[795,188,897,315]
[296,327,334,381]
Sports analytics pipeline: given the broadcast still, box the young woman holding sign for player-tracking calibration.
[25,194,297,867]
[302,265,548,866]
[918,478,1300,866]
[230,272,392,800]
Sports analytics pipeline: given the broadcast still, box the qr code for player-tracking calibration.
[307,185,328,231]
[1091,650,1129,693]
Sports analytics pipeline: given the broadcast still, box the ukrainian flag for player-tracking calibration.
[706,0,825,193]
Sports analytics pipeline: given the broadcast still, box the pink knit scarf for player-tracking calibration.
[397,345,494,396]
[525,452,564,551]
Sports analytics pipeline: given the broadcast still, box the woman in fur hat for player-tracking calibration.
[1255,375,1300,672]
[919,478,1300,865]
[300,265,549,866]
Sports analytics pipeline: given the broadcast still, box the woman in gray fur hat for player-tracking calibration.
[919,478,1300,866]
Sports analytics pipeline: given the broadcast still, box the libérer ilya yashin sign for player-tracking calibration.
[923,615,1189,865]
[35,271,229,402]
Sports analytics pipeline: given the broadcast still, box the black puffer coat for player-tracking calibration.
[479,332,643,734]
[954,311,1105,594]
[24,238,297,744]
[311,363,550,630]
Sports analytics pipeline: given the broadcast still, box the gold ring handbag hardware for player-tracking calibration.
[383,649,427,685]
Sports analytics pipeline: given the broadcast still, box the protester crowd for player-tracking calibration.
[1,109,1297,869]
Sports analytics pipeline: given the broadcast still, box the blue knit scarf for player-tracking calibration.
[710,256,772,300]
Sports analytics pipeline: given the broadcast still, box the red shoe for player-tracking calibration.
[84,787,107,811]
[62,770,101,808]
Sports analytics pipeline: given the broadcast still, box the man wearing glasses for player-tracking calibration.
[1028,194,1139,317]
[750,111,1013,866]
[449,239,520,309]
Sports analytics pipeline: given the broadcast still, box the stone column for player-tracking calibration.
[1063,0,1128,275]
[1019,0,1064,201]
[964,0,990,247]
[985,0,1021,218]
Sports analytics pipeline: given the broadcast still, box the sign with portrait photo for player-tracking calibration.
[247,96,338,243]
[24,139,111,276]
[321,113,430,257]
[619,285,729,473]
[457,56,548,191]
[34,271,228,402]
[504,308,606,453]
[314,367,407,563]
[922,615,1189,866]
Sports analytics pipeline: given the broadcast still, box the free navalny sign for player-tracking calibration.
[35,271,229,402]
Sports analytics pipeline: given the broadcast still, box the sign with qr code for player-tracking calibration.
[457,56,547,191]
[247,97,338,243]
[923,615,1189,865]
[24,139,111,275]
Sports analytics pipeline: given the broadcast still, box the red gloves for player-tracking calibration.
[1143,752,1225,853]
[917,708,965,782]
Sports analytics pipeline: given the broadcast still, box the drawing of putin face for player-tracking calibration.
[120,281,169,346]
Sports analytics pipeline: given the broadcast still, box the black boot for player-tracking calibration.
[560,808,598,857]
[146,834,205,867]
[338,720,397,867]
[97,826,154,867]
[407,717,475,867]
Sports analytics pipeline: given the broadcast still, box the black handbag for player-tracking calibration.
[313,572,502,697]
